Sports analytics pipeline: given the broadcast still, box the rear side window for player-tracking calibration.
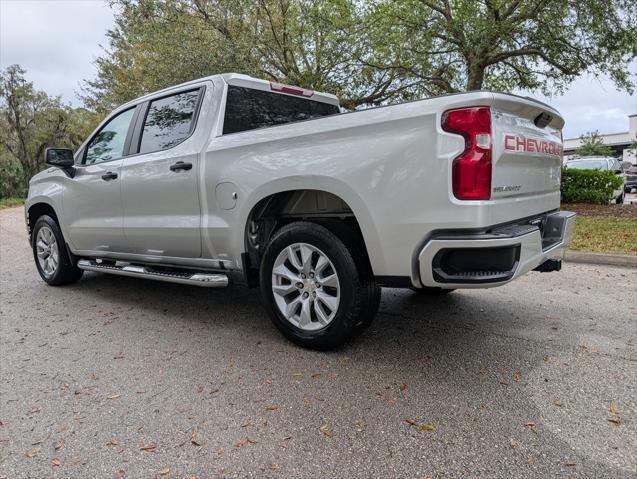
[139,89,201,154]
[223,86,339,134]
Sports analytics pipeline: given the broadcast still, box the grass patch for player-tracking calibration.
[0,197,25,209]
[570,216,637,254]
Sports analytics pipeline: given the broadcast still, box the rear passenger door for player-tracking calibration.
[120,87,205,258]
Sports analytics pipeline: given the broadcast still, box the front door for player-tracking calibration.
[63,106,137,253]
[120,87,204,258]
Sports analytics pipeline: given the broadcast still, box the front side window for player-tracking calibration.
[223,86,340,134]
[138,89,201,154]
[85,108,136,164]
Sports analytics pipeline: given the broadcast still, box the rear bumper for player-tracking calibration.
[417,210,576,288]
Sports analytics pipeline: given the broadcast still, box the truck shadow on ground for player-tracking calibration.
[74,271,524,360]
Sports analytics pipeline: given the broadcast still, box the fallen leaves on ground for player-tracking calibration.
[552,399,564,407]
[399,383,408,392]
[513,371,521,382]
[140,443,157,451]
[235,437,257,448]
[159,465,171,475]
[355,419,368,430]
[107,438,120,446]
[609,402,618,415]
[524,422,538,433]
[51,458,61,467]
[25,448,40,458]
[54,438,64,450]
[405,418,436,432]
[319,424,335,437]
[106,394,121,400]
[607,418,621,426]
[191,431,202,447]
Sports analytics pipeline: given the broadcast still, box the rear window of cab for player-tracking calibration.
[222,86,339,135]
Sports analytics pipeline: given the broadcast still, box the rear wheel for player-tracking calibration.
[259,221,379,350]
[31,215,83,286]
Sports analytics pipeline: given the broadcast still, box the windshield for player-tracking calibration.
[567,160,609,171]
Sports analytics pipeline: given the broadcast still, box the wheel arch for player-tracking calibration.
[237,178,384,285]
[26,201,59,239]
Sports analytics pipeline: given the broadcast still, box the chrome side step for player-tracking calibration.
[77,259,228,288]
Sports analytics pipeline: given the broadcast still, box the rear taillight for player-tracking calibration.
[442,106,492,200]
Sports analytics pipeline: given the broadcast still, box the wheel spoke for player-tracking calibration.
[286,245,303,272]
[317,291,338,312]
[315,254,329,275]
[272,282,297,296]
[321,273,338,289]
[273,264,299,284]
[314,301,330,325]
[299,244,313,274]
[284,296,302,320]
[298,299,312,327]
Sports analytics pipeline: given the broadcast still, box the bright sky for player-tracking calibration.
[1,0,636,139]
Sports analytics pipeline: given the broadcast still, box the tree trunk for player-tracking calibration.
[466,64,485,91]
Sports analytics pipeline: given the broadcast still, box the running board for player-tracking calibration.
[77,259,228,288]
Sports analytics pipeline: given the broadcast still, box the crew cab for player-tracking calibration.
[26,73,575,349]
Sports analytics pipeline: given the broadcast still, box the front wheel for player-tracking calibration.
[259,221,379,350]
[31,215,83,286]
[616,192,625,204]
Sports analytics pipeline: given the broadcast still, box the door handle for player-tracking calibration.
[169,161,192,172]
[101,171,118,181]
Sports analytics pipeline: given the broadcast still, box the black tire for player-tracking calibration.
[625,186,632,194]
[259,221,379,350]
[616,192,625,204]
[410,286,455,296]
[31,215,83,286]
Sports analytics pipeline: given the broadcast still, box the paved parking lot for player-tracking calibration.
[1,206,635,478]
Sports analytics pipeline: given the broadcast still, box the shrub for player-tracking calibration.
[0,155,26,199]
[561,168,624,204]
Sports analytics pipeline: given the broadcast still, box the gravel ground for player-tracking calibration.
[1,206,636,479]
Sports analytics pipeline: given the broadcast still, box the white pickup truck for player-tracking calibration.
[26,73,575,349]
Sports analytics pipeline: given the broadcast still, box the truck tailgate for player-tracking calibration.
[490,95,564,200]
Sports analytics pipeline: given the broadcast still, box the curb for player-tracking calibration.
[564,251,637,267]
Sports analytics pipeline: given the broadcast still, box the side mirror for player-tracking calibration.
[45,148,75,168]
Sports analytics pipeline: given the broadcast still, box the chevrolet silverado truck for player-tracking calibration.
[26,73,575,349]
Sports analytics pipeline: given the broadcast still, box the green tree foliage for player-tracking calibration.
[365,0,637,95]
[561,168,624,204]
[575,130,615,157]
[82,0,397,111]
[0,65,99,197]
[84,0,637,111]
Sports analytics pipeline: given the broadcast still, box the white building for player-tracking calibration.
[563,114,636,164]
